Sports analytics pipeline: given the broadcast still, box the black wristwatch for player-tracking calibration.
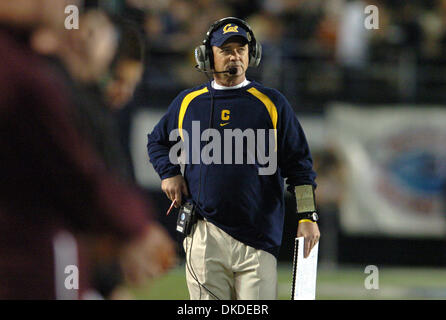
[298,212,319,222]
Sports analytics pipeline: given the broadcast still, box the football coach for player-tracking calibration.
[147,17,320,300]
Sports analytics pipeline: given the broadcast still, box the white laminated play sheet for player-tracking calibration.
[291,237,319,300]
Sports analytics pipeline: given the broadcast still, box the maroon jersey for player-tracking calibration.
[0,28,152,299]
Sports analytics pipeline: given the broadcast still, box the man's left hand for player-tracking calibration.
[297,221,320,258]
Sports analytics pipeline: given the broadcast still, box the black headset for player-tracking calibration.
[194,17,262,72]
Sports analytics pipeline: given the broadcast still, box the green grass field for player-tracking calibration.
[127,263,446,300]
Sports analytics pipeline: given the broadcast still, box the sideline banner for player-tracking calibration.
[327,105,446,238]
[130,109,167,190]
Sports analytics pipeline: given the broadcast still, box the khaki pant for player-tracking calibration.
[183,218,277,300]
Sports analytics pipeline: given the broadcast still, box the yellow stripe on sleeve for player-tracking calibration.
[246,87,278,151]
[178,87,209,140]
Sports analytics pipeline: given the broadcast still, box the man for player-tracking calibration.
[147,17,319,300]
[0,0,176,299]
[39,9,139,182]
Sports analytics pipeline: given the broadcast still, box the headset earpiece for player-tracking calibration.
[194,45,212,71]
[249,40,262,68]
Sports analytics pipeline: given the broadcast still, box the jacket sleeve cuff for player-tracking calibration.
[159,165,182,180]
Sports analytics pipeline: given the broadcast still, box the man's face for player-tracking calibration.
[105,59,143,109]
[212,39,249,77]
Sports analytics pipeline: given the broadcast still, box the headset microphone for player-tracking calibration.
[194,65,238,75]
[227,67,237,75]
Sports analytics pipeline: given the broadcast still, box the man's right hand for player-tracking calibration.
[119,222,177,286]
[161,175,189,208]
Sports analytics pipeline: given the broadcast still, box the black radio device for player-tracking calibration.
[176,202,197,236]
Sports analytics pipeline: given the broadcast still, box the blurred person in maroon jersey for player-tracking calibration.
[0,0,176,299]
[31,9,134,181]
[30,8,155,299]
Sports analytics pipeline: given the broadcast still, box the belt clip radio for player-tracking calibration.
[176,201,197,236]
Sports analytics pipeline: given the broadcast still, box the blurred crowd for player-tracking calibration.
[98,0,446,108]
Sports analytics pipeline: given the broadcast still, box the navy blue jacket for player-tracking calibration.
[147,80,316,257]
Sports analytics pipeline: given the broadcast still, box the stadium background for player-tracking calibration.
[84,0,446,299]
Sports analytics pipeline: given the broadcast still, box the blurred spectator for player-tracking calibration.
[32,9,137,181]
[32,8,166,299]
[336,0,370,69]
[279,0,324,43]
[335,0,370,102]
[246,11,285,87]
[104,12,146,111]
[397,3,424,59]
[418,3,443,60]
[313,148,346,268]
[106,58,144,110]
[0,0,176,299]
[440,0,446,52]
